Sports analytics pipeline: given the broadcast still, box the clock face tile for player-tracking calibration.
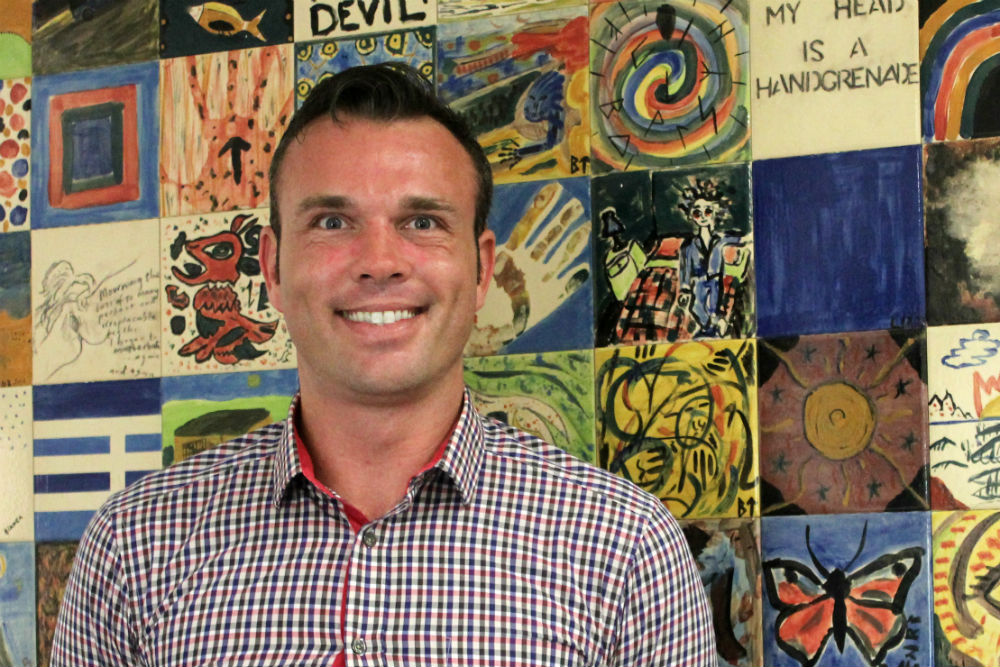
[749,0,920,159]
[589,0,750,174]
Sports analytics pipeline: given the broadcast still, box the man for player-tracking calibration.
[52,63,714,666]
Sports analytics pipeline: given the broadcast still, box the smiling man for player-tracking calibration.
[52,64,714,666]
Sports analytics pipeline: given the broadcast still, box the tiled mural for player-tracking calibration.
[4,0,1000,665]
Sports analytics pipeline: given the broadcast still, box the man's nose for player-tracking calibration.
[354,222,410,283]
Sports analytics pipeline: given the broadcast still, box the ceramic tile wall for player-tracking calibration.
[3,0,999,665]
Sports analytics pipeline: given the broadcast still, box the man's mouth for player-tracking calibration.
[341,309,419,325]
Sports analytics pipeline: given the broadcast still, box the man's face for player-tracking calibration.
[261,116,495,405]
[689,198,717,228]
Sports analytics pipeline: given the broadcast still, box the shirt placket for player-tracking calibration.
[341,516,387,666]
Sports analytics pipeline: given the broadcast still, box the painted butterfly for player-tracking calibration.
[762,522,922,667]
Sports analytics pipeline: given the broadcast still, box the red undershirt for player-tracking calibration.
[293,419,452,666]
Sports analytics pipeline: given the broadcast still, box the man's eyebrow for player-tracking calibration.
[295,195,352,214]
[401,195,458,213]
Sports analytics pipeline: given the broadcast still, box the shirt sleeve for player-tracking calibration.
[611,506,716,667]
[50,504,140,667]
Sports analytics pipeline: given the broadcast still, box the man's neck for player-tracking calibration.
[295,378,465,520]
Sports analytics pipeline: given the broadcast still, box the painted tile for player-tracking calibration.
[32,220,160,385]
[161,0,294,58]
[32,379,161,542]
[759,329,929,515]
[761,512,932,667]
[679,517,762,667]
[593,163,753,347]
[921,0,1000,141]
[750,0,919,160]
[35,541,76,667]
[161,209,294,375]
[0,542,36,666]
[161,369,297,465]
[31,0,157,75]
[294,0,435,42]
[0,0,31,79]
[753,146,925,337]
[925,137,1000,325]
[0,388,32,543]
[296,27,435,107]
[932,509,1000,667]
[160,46,294,217]
[0,231,31,387]
[463,349,595,464]
[595,339,758,520]
[30,63,160,229]
[589,0,750,174]
[467,177,592,356]
[927,322,1000,510]
[439,0,582,21]
[437,5,590,184]
[0,78,30,233]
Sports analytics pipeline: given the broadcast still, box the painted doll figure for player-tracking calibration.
[607,176,750,343]
[675,179,743,338]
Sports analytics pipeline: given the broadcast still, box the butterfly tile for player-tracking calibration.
[759,329,929,515]
[761,512,932,667]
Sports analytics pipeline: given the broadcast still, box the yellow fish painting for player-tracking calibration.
[187,2,266,41]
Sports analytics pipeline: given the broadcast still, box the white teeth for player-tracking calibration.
[343,309,417,325]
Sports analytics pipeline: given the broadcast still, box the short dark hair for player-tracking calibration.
[268,63,493,243]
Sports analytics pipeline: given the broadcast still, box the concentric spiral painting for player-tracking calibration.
[589,0,750,173]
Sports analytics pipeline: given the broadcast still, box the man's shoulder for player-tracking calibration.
[102,421,285,515]
[477,416,669,524]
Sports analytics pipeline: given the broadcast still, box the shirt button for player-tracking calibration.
[361,528,378,548]
[351,638,367,655]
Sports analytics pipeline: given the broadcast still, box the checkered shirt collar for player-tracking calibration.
[270,388,486,508]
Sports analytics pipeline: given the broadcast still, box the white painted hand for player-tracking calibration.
[467,182,590,356]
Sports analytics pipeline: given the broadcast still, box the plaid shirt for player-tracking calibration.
[52,390,714,666]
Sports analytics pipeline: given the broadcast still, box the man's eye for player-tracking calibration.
[409,215,437,230]
[316,215,345,230]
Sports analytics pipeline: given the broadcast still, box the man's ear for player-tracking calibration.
[259,225,283,313]
[475,229,496,310]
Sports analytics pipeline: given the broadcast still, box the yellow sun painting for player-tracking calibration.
[759,330,928,514]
